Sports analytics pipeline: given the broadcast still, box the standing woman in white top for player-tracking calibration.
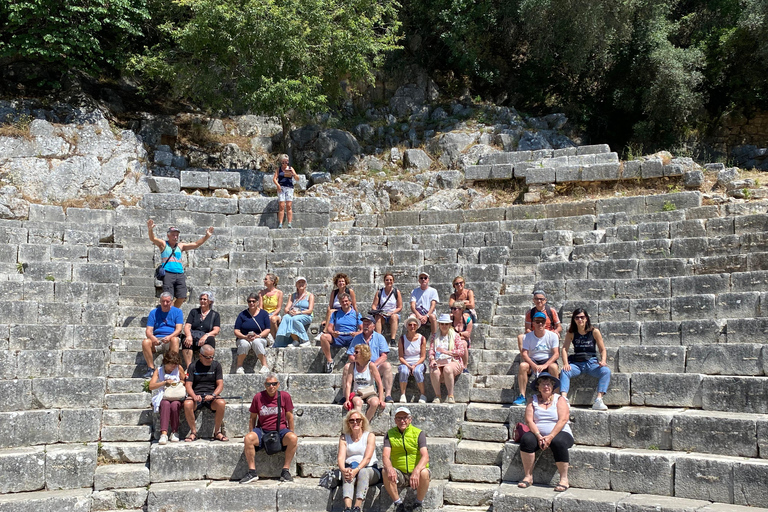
[343,344,385,421]
[337,410,380,512]
[371,272,403,346]
[516,372,573,492]
[397,315,427,404]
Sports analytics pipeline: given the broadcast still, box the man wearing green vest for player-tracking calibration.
[382,406,431,512]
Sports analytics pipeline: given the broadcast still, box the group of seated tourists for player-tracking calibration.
[142,262,610,494]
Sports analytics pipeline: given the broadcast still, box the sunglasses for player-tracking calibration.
[575,315,587,319]
[450,307,461,310]
[533,320,545,324]
[534,297,546,302]
[453,282,464,286]
[419,277,428,280]
[348,418,362,424]
[265,382,278,387]
[247,300,258,303]
[200,354,214,360]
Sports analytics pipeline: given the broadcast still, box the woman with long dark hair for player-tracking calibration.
[560,308,611,411]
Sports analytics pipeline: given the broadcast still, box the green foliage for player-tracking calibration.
[662,201,677,211]
[132,0,401,122]
[0,0,150,80]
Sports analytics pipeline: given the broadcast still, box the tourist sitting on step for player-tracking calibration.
[258,273,283,341]
[181,291,220,369]
[343,343,386,421]
[428,314,467,404]
[149,351,187,445]
[317,273,358,342]
[344,315,394,403]
[183,344,228,442]
[410,271,439,335]
[239,373,298,484]
[382,406,431,512]
[516,372,573,492]
[449,300,473,373]
[234,293,272,374]
[141,292,183,379]
[397,316,427,404]
[560,308,611,411]
[448,275,477,323]
[516,289,562,355]
[273,153,298,229]
[147,219,214,308]
[319,293,362,373]
[514,311,561,406]
[274,276,314,347]
[337,409,381,512]
[371,272,403,346]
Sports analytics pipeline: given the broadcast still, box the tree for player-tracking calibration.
[0,0,149,81]
[132,0,401,146]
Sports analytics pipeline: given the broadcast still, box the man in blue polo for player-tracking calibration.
[319,293,362,373]
[343,315,394,403]
[141,292,184,378]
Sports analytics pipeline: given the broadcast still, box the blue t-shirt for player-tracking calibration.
[234,309,271,335]
[148,306,184,337]
[347,332,390,361]
[331,308,362,336]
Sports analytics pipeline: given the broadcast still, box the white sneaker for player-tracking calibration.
[236,367,245,375]
[399,395,407,403]
[433,398,440,404]
[592,397,608,411]
[266,334,275,346]
[169,432,179,442]
[299,341,311,347]
[418,395,427,403]
[158,433,168,445]
[314,333,322,342]
[259,365,270,374]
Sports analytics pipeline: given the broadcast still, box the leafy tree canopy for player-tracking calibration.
[132,0,401,125]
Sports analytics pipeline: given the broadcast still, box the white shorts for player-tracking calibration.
[278,187,294,202]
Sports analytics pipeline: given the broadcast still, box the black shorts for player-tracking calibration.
[163,272,187,299]
[181,334,216,351]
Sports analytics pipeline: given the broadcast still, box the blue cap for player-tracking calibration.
[533,311,547,320]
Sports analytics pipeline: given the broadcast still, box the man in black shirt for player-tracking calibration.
[183,344,228,441]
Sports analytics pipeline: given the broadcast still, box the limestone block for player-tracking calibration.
[616,493,709,512]
[686,344,763,376]
[60,408,101,442]
[569,408,611,447]
[582,163,620,181]
[180,170,209,189]
[681,319,725,345]
[100,425,152,442]
[186,196,238,214]
[630,373,702,407]
[72,262,121,284]
[609,407,680,450]
[565,373,630,407]
[391,404,466,438]
[618,346,685,373]
[277,478,338,511]
[553,488,631,512]
[99,442,150,463]
[0,488,92,512]
[726,318,768,343]
[0,379,34,412]
[147,176,180,193]
[638,258,687,279]
[16,350,62,378]
[294,437,336,477]
[45,444,97,490]
[716,291,761,318]
[639,322,681,346]
[610,449,674,496]
[465,403,511,424]
[427,437,458,480]
[149,442,208,482]
[94,464,150,490]
[456,440,504,466]
[733,459,768,506]
[61,349,110,377]
[702,376,768,414]
[32,377,105,409]
[208,171,241,190]
[0,446,45,493]
[443,482,497,506]
[287,374,341,405]
[449,463,501,483]
[147,480,210,512]
[493,482,555,512]
[204,480,279,511]
[460,421,509,442]
[293,405,347,437]
[142,193,189,211]
[674,453,735,503]
[569,446,614,490]
[526,167,556,184]
[629,298,670,321]
[555,165,581,182]
[670,294,716,320]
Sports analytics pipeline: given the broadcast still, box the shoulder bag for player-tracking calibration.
[154,243,177,281]
[262,391,284,455]
[163,381,187,401]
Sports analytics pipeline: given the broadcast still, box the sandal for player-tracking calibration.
[214,431,229,442]
[185,432,198,442]
[518,480,533,488]
[554,484,569,492]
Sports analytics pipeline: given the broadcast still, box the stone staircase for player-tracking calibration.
[1,189,768,511]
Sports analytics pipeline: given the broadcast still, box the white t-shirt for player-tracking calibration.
[522,330,559,362]
[410,286,439,315]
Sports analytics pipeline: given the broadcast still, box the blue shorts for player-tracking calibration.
[332,334,354,347]
[253,427,292,451]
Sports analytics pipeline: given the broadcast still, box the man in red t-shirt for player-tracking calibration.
[239,373,298,484]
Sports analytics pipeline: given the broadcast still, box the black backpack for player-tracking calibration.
[530,305,556,327]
